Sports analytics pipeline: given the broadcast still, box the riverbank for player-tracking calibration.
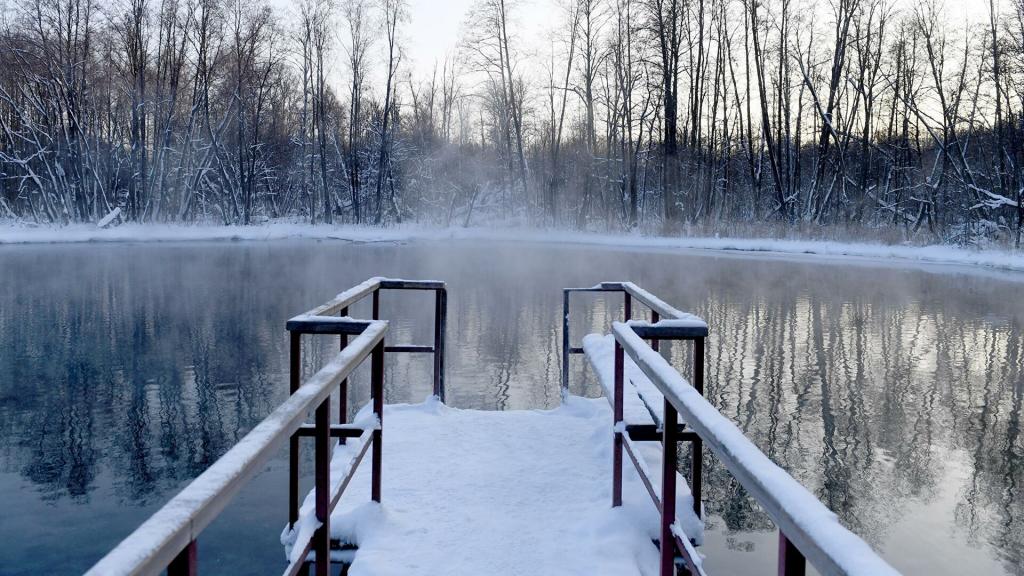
[2,221,1023,273]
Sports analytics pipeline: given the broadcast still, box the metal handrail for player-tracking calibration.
[85,321,388,576]
[610,322,899,576]
[566,282,707,574]
[568,282,898,575]
[289,277,447,401]
[282,278,447,576]
[562,281,707,397]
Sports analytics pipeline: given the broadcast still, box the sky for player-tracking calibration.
[400,0,996,74]
[404,0,476,69]
[403,0,552,71]
[288,0,996,93]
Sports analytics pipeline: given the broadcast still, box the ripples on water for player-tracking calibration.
[0,240,1021,574]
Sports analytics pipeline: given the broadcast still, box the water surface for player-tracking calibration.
[0,240,1021,574]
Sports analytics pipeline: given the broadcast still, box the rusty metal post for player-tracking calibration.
[561,289,570,399]
[613,339,624,507]
[661,399,679,576]
[651,310,660,352]
[778,532,807,576]
[691,337,705,517]
[371,340,385,502]
[339,306,349,442]
[693,337,705,396]
[433,289,447,402]
[313,396,330,576]
[289,331,301,528]
[615,291,631,509]
[167,540,197,576]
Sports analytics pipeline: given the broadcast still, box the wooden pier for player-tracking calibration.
[86,278,898,576]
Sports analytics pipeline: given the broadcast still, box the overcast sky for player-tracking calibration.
[267,0,999,93]
[403,0,555,71]
[400,0,994,74]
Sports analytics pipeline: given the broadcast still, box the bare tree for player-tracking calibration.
[372,0,404,224]
[343,0,370,223]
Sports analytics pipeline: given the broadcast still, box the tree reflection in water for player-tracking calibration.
[0,242,1021,574]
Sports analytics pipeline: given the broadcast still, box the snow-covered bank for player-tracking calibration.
[2,221,1023,274]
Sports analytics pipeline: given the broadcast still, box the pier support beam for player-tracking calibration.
[314,397,330,576]
[371,341,385,502]
[778,533,806,576]
[433,289,447,402]
[168,540,197,576]
[289,331,301,529]
[612,340,624,508]
[340,306,349,443]
[660,400,678,576]
[691,338,704,518]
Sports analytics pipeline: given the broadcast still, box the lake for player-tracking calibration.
[0,239,1021,574]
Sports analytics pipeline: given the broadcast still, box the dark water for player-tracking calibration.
[0,240,1022,575]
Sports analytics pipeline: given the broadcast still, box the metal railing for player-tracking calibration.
[562,281,706,397]
[565,282,899,576]
[288,277,446,402]
[564,281,707,574]
[284,277,447,576]
[85,320,388,576]
[86,277,446,576]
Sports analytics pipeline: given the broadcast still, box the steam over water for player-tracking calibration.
[0,240,1021,574]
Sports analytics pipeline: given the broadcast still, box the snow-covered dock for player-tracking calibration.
[86,278,899,576]
[282,397,695,575]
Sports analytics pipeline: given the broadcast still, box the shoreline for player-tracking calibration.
[2,222,1023,274]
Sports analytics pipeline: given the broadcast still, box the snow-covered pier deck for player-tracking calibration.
[86,278,900,576]
[282,396,696,574]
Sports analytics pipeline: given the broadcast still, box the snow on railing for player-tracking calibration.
[85,321,388,576]
[283,278,447,576]
[289,277,447,402]
[566,281,710,575]
[562,282,708,398]
[87,277,448,576]
[297,277,446,319]
[568,281,898,575]
[618,282,708,331]
[611,321,900,576]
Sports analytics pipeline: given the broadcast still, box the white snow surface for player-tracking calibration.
[582,333,659,427]
[620,282,708,328]
[282,396,677,575]
[96,207,121,228]
[1,221,1023,274]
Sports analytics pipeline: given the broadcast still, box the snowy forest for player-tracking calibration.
[1,0,1023,245]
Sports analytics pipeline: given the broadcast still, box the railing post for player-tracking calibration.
[661,399,679,576]
[624,292,632,321]
[372,288,380,320]
[433,288,447,402]
[651,310,660,352]
[613,339,624,507]
[339,306,349,443]
[561,289,570,399]
[168,540,197,576]
[691,337,705,518]
[371,340,385,502]
[778,532,806,576]
[289,331,301,529]
[313,396,330,576]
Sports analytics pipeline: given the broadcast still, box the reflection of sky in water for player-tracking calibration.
[0,240,1021,575]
